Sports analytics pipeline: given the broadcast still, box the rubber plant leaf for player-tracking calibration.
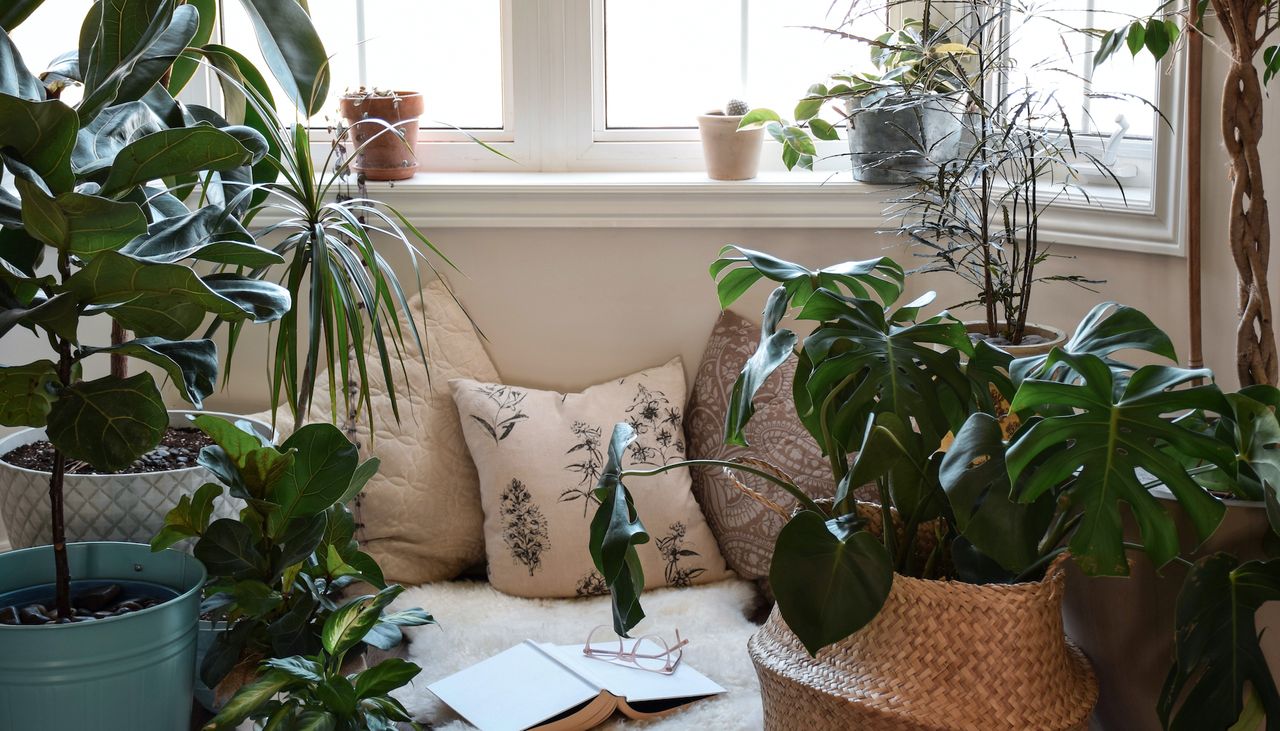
[166,0,216,93]
[1158,554,1280,731]
[45,372,168,472]
[1007,352,1231,575]
[71,100,166,176]
[77,337,218,407]
[0,26,43,100]
[119,205,284,268]
[269,422,360,533]
[101,125,257,196]
[590,422,651,636]
[233,0,330,116]
[0,94,78,193]
[769,510,893,655]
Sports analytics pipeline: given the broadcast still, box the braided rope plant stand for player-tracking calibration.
[748,557,1097,731]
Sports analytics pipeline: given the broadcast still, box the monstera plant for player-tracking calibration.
[589,247,1280,727]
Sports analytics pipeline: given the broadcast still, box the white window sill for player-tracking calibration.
[345,170,1181,256]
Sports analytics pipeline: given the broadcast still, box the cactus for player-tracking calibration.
[725,98,750,116]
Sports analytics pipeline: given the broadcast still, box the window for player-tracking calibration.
[601,0,882,130]
[7,0,94,76]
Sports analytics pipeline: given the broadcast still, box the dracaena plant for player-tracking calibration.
[0,4,295,620]
[205,585,426,731]
[588,248,1270,690]
[151,415,431,694]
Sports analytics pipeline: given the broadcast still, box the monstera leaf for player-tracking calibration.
[711,245,905,310]
[769,510,894,655]
[793,289,973,452]
[1011,301,1178,385]
[1159,554,1280,731]
[938,412,1054,575]
[723,287,798,446]
[45,372,168,471]
[590,423,651,636]
[1007,352,1232,575]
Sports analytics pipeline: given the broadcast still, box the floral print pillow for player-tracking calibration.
[450,359,732,598]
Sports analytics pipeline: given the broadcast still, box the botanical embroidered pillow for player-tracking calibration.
[450,359,732,598]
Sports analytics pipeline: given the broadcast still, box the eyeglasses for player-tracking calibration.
[582,625,689,675]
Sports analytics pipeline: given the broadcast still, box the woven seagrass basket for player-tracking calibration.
[748,558,1097,731]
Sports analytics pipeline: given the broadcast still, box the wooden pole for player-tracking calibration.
[1188,28,1204,371]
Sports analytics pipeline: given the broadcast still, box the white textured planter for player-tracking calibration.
[0,410,272,548]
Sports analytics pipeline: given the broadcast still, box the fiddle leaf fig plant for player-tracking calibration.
[0,2,295,621]
[588,248,1266,681]
[152,415,431,692]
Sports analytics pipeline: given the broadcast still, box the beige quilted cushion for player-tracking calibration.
[259,279,499,584]
[451,359,733,598]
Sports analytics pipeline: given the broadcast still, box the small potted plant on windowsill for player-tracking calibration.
[338,87,425,180]
[697,98,765,180]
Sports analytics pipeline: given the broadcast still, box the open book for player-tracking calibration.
[427,640,726,731]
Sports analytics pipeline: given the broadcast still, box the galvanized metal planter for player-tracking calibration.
[846,94,965,184]
[0,542,205,731]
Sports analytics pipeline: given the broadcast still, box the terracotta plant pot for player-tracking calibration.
[697,114,764,181]
[338,91,425,181]
[963,320,1067,357]
[748,561,1097,730]
[1063,488,1280,730]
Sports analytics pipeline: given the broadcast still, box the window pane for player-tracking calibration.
[1008,1,1157,138]
[362,1,504,129]
[604,0,741,128]
[8,1,94,75]
[220,0,504,129]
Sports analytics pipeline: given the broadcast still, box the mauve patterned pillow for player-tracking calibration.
[686,310,851,580]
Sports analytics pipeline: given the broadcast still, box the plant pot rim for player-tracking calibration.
[1149,484,1263,509]
[0,541,206,632]
[0,409,273,479]
[697,113,747,122]
[340,90,422,100]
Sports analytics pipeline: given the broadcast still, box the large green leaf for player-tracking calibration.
[0,94,78,192]
[14,176,146,253]
[119,205,284,267]
[107,3,199,107]
[270,422,360,533]
[321,585,404,658]
[0,27,43,100]
[794,289,973,452]
[234,0,330,116]
[1011,302,1178,385]
[150,481,221,551]
[45,372,167,471]
[590,423,651,636]
[353,657,421,700]
[77,0,178,123]
[723,287,798,446]
[206,669,299,730]
[711,245,905,310]
[0,289,78,342]
[938,412,1054,574]
[1158,554,1280,730]
[1007,352,1230,575]
[100,126,256,196]
[166,0,216,93]
[769,510,894,655]
[195,518,267,580]
[0,360,58,427]
[193,413,292,500]
[72,100,165,176]
[0,1,44,32]
[77,337,217,407]
[66,250,291,328]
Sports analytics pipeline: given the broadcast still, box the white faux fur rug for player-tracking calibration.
[389,579,766,730]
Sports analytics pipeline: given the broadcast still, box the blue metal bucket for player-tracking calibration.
[0,542,205,730]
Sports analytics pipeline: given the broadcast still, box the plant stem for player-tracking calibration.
[109,321,128,378]
[50,248,74,620]
[620,459,823,514]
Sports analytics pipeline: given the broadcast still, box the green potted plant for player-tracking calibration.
[337,87,425,181]
[743,17,973,182]
[0,2,309,726]
[697,98,765,181]
[150,415,431,710]
[587,247,1268,728]
[203,585,426,730]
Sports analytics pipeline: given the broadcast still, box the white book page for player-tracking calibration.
[428,641,599,731]
[541,641,727,704]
